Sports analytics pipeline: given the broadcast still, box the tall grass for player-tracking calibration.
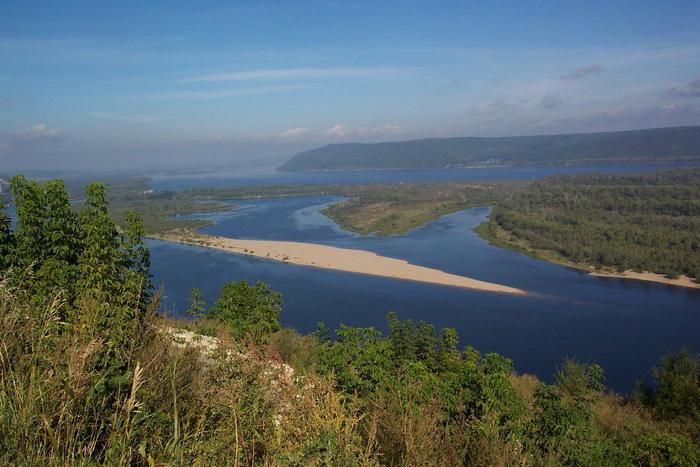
[2,274,698,465]
[0,276,376,465]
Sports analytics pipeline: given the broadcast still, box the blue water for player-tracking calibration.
[149,195,700,393]
[4,164,699,392]
[149,162,700,191]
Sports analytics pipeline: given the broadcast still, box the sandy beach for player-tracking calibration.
[154,232,527,295]
[589,270,700,290]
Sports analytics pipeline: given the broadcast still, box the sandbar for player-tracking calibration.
[154,232,527,295]
[589,270,700,290]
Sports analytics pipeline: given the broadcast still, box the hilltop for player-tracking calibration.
[279,126,700,171]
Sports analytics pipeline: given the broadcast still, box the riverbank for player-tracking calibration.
[475,223,700,290]
[152,231,527,295]
[588,270,700,290]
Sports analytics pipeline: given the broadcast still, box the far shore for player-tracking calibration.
[475,224,700,291]
[588,269,700,290]
[151,232,527,296]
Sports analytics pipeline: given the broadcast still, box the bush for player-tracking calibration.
[209,281,282,341]
[650,350,700,421]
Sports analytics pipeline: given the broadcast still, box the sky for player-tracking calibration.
[1,0,700,172]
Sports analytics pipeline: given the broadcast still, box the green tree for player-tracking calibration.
[10,175,46,269]
[37,180,81,296]
[77,182,121,300]
[555,358,605,400]
[187,287,206,318]
[314,321,331,343]
[74,182,138,366]
[650,350,700,421]
[527,385,591,460]
[120,211,152,308]
[318,325,392,395]
[210,281,282,340]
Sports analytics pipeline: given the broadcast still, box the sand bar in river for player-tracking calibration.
[154,232,527,295]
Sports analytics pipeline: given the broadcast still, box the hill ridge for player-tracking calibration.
[279,125,700,171]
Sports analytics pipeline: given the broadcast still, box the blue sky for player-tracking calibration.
[1,1,700,171]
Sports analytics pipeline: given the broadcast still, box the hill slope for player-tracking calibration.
[279,126,700,171]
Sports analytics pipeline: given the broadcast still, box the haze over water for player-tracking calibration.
[148,162,700,190]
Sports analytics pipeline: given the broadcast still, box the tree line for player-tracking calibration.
[478,169,700,280]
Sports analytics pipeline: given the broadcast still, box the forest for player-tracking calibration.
[1,175,700,465]
[477,169,700,281]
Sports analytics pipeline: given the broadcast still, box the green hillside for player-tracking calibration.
[279,126,700,171]
[2,175,700,465]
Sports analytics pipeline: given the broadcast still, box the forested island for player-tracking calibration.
[279,126,700,171]
[476,169,700,285]
[2,175,699,465]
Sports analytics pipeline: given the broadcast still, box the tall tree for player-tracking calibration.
[187,287,206,319]
[38,180,81,295]
[120,211,152,308]
[77,182,121,301]
[10,175,46,270]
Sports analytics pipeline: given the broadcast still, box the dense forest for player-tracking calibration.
[477,169,700,281]
[1,176,700,465]
[279,126,700,171]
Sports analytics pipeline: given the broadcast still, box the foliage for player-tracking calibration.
[186,287,206,318]
[641,350,700,422]
[2,175,700,465]
[209,280,282,340]
[555,358,606,400]
[478,169,700,280]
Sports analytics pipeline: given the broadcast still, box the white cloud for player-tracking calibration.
[280,127,313,140]
[0,123,65,161]
[13,123,63,141]
[182,67,405,83]
[325,123,402,139]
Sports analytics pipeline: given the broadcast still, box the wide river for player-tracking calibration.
[146,163,700,393]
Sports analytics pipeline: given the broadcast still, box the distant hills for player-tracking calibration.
[279,126,700,171]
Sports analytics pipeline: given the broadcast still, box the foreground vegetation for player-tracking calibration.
[2,175,700,465]
[477,169,700,282]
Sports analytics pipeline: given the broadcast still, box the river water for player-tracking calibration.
[147,175,700,392]
[4,164,699,392]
